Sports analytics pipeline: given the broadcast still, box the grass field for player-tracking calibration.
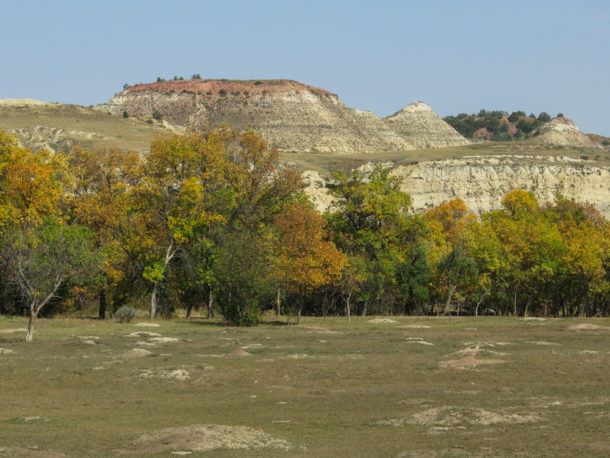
[0,103,170,152]
[0,315,608,457]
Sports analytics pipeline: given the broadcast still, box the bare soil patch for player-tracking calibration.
[126,331,162,338]
[0,328,27,334]
[140,369,190,381]
[0,348,14,354]
[134,322,160,327]
[133,424,295,452]
[227,349,251,356]
[439,356,505,369]
[379,406,539,427]
[122,348,152,358]
[302,326,339,334]
[568,323,609,331]
[525,341,560,346]
[397,325,431,329]
[149,337,179,343]
[368,318,398,323]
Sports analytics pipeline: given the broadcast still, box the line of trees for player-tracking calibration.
[443,110,561,140]
[1,129,609,341]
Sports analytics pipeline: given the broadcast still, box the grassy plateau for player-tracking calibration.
[0,315,608,457]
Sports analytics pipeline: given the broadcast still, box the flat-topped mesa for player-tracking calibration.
[384,101,470,148]
[535,116,599,148]
[97,79,416,154]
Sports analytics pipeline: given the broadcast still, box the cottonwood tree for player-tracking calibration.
[2,218,103,341]
[271,201,346,324]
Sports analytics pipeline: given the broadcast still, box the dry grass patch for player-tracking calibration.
[133,424,295,453]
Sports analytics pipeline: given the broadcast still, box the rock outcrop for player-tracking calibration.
[10,126,74,153]
[535,117,598,148]
[304,156,610,218]
[384,101,470,148]
[97,80,469,154]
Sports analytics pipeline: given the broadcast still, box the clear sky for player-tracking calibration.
[2,0,609,135]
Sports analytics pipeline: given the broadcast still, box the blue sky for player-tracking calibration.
[2,0,609,135]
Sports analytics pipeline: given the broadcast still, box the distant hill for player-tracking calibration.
[96,79,469,154]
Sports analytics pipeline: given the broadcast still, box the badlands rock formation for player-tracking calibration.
[10,126,74,153]
[97,80,468,154]
[535,117,598,148]
[384,101,470,148]
[306,156,610,219]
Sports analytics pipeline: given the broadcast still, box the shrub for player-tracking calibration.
[219,89,227,96]
[152,109,163,121]
[191,73,201,80]
[122,111,129,118]
[113,305,138,323]
[254,81,263,85]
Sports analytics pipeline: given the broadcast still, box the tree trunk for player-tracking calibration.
[275,288,281,317]
[26,310,36,342]
[443,284,457,315]
[98,287,107,320]
[296,304,302,325]
[361,300,368,317]
[150,284,159,319]
[150,240,177,319]
[513,290,518,316]
[186,302,193,320]
[346,289,352,322]
[524,297,532,317]
[207,289,214,318]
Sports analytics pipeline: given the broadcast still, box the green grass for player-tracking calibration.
[0,315,608,456]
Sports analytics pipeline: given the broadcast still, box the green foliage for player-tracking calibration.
[191,73,201,80]
[218,89,227,96]
[444,109,554,139]
[122,111,129,118]
[152,109,163,121]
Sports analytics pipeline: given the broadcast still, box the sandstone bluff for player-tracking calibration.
[96,79,468,153]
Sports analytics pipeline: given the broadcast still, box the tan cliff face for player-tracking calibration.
[97,80,469,154]
[304,155,610,219]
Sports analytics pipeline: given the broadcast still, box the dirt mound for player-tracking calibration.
[126,332,162,338]
[134,322,160,327]
[379,406,538,427]
[368,318,398,323]
[122,348,152,358]
[227,349,251,356]
[568,323,609,331]
[134,424,295,453]
[149,337,179,343]
[140,369,190,381]
[439,356,505,369]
